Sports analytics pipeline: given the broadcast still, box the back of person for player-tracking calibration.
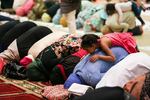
[73,47,129,87]
[102,32,138,53]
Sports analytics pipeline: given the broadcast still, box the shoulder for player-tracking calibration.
[100,36,111,46]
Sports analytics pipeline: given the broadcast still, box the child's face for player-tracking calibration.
[84,44,97,54]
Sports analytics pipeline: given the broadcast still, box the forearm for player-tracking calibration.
[98,55,116,62]
[120,23,129,32]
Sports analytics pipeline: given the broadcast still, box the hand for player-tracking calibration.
[89,54,100,63]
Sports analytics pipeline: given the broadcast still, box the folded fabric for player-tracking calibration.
[42,85,69,100]
[64,73,83,89]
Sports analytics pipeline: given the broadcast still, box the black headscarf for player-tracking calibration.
[74,87,136,100]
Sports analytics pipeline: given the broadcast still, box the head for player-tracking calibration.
[105,3,116,16]
[81,34,100,54]
[123,72,150,100]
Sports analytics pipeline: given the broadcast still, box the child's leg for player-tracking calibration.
[64,10,77,34]
[109,23,129,33]
[131,2,142,16]
[131,2,145,25]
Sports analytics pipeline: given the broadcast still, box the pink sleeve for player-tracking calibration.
[16,7,26,16]
[23,0,35,14]
[15,0,35,16]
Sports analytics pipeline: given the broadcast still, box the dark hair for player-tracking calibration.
[81,34,99,49]
[140,72,150,100]
[106,3,116,16]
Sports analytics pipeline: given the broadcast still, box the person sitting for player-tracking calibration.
[102,3,144,35]
[0,26,52,74]
[0,21,37,52]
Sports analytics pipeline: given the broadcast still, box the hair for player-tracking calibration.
[106,3,116,16]
[81,34,99,49]
[140,72,150,100]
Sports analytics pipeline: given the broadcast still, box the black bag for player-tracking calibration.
[3,61,27,80]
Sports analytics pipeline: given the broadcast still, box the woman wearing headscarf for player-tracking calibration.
[0,21,36,52]
[0,26,52,74]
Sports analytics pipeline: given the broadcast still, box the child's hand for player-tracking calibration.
[89,54,100,63]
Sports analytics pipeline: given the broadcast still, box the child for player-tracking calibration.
[81,33,138,62]
[104,4,130,33]
[103,2,145,35]
[115,1,145,25]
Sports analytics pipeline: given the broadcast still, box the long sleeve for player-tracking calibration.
[115,2,132,23]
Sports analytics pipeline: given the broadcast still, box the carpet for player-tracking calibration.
[0,75,51,100]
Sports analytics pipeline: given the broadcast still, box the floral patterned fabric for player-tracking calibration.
[42,85,69,100]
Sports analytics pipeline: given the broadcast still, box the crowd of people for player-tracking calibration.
[0,0,150,100]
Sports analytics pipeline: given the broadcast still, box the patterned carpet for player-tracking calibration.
[0,75,51,100]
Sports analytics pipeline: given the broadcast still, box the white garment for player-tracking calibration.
[115,1,132,22]
[115,1,132,12]
[96,52,150,89]
[64,10,77,34]
[28,31,68,59]
[13,0,27,10]
[0,39,20,62]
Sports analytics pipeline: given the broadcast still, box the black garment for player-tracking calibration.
[1,0,14,9]
[46,4,60,18]
[44,0,56,8]
[128,26,143,36]
[0,20,20,41]
[37,46,60,72]
[60,55,80,77]
[74,87,136,100]
[1,21,36,50]
[17,26,52,59]
[0,15,15,21]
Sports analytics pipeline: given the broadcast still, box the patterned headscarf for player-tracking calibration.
[140,72,150,100]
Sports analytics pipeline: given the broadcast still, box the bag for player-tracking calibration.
[3,61,27,80]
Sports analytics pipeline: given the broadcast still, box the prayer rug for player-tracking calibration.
[0,75,51,99]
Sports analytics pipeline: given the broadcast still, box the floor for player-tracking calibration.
[136,10,150,55]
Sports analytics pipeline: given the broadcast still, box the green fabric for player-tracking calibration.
[27,0,45,20]
[26,58,49,81]
[49,66,65,85]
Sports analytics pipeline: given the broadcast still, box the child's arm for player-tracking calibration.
[115,4,123,23]
[119,23,129,32]
[89,37,116,62]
